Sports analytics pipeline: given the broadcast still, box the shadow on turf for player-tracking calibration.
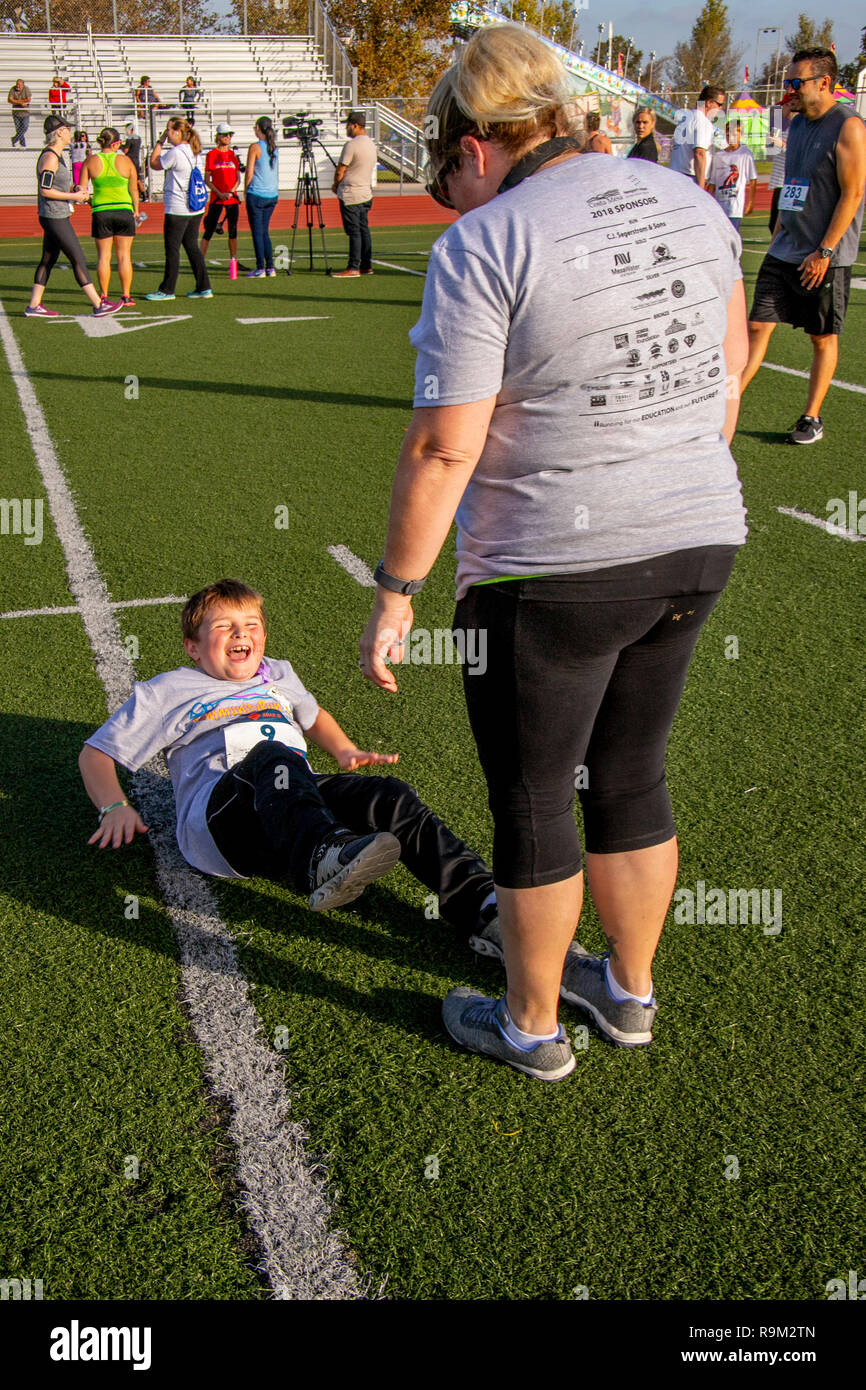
[0,715,475,1048]
[25,370,411,410]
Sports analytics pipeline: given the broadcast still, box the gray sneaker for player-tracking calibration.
[788,414,823,445]
[308,830,401,912]
[442,988,576,1081]
[470,914,590,967]
[559,951,657,1047]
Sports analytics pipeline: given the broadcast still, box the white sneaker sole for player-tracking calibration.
[558,985,654,1047]
[442,1017,577,1081]
[308,832,401,912]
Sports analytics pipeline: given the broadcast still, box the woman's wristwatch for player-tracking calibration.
[373,561,426,595]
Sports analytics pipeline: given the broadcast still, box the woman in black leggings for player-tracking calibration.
[26,114,122,319]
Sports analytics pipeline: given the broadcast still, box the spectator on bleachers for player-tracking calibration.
[8,78,31,148]
[244,116,279,277]
[200,122,241,274]
[78,127,140,307]
[135,76,161,124]
[147,117,212,301]
[179,76,201,124]
[49,77,71,115]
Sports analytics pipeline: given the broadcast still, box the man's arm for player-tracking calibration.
[79,744,149,847]
[744,178,757,218]
[305,708,398,769]
[331,162,348,195]
[694,145,708,189]
[723,278,748,444]
[798,115,866,287]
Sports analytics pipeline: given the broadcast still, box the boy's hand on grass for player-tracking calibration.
[336,749,399,771]
[88,806,149,849]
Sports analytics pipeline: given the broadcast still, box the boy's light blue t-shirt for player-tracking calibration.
[85,660,319,877]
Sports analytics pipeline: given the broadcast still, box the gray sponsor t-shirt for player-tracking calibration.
[410,154,747,599]
[85,659,319,877]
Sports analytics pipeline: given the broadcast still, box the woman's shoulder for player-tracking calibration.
[37,147,59,168]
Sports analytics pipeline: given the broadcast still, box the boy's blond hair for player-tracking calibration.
[181,579,265,641]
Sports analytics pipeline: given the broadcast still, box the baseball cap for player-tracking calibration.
[43,113,72,137]
[216,121,235,134]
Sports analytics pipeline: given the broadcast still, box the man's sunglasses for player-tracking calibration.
[783,76,823,90]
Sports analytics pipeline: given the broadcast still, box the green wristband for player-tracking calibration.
[98,800,130,823]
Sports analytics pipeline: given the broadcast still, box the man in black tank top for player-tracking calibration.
[740,47,866,444]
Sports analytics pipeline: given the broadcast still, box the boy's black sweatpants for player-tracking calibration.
[205,741,493,930]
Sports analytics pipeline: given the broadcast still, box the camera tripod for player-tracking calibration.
[287,141,331,274]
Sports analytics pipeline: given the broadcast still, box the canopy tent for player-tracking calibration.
[833,85,856,104]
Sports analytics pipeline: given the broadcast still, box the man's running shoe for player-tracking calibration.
[308,830,400,912]
[187,289,213,298]
[788,414,823,445]
[24,304,58,317]
[442,989,576,1080]
[145,291,175,301]
[559,951,657,1047]
[93,297,123,316]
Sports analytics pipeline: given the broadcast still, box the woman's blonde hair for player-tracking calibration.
[425,24,577,181]
[167,117,201,156]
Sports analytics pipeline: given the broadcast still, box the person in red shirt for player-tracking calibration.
[199,123,241,273]
[49,77,71,113]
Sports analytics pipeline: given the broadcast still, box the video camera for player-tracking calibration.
[282,111,323,150]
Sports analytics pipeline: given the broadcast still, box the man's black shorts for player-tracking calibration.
[91,209,135,239]
[750,253,852,336]
[202,200,239,239]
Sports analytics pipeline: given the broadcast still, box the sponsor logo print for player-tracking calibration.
[684,333,696,347]
[708,366,721,378]
[649,342,663,358]
[626,349,641,366]
[638,386,655,399]
[652,244,675,263]
[614,333,629,348]
[614,251,632,266]
[671,279,686,298]
[636,327,650,341]
[587,187,622,207]
[668,339,679,354]
[666,318,687,334]
[636,288,666,302]
[590,394,607,407]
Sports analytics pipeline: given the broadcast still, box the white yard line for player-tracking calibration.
[236,316,330,325]
[327,545,377,587]
[0,298,364,1301]
[776,506,865,542]
[371,258,426,277]
[0,594,186,620]
[762,361,866,396]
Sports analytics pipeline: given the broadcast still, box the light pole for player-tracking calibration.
[754,26,779,100]
[771,32,784,103]
[624,36,633,79]
[596,23,605,65]
[648,50,656,92]
[569,5,579,50]
[551,25,559,46]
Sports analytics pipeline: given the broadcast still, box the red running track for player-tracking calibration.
[0,183,772,238]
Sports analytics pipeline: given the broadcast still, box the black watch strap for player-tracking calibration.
[374,560,426,595]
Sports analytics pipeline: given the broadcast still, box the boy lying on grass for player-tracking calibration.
[79,578,499,928]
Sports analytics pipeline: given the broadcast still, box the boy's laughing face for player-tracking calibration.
[184,601,266,681]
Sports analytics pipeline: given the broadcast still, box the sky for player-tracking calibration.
[573,2,862,74]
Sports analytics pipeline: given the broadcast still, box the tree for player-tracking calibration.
[35,0,218,32]
[669,0,744,93]
[322,0,453,99]
[838,27,866,90]
[784,13,834,54]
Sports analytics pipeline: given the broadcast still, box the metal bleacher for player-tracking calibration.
[0,30,354,197]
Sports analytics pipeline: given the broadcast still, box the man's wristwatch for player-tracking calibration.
[818,246,833,259]
[373,561,426,595]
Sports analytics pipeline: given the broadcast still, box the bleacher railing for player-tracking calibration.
[307,0,357,108]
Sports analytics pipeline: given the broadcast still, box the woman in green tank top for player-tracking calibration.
[78,127,140,305]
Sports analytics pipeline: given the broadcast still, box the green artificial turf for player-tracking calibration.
[0,215,864,1300]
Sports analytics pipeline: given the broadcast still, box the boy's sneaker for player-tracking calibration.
[788,414,823,445]
[442,989,576,1081]
[308,830,401,912]
[469,909,505,961]
[24,304,58,317]
[559,951,657,1047]
[93,297,123,316]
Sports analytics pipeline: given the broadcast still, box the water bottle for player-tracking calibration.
[229,257,238,280]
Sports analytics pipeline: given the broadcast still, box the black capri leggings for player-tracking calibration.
[455,546,738,889]
[34,215,92,288]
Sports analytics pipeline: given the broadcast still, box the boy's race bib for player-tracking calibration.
[223,715,308,768]
[779,181,809,212]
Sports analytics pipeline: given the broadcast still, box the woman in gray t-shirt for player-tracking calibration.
[359,25,749,1080]
[26,114,121,318]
